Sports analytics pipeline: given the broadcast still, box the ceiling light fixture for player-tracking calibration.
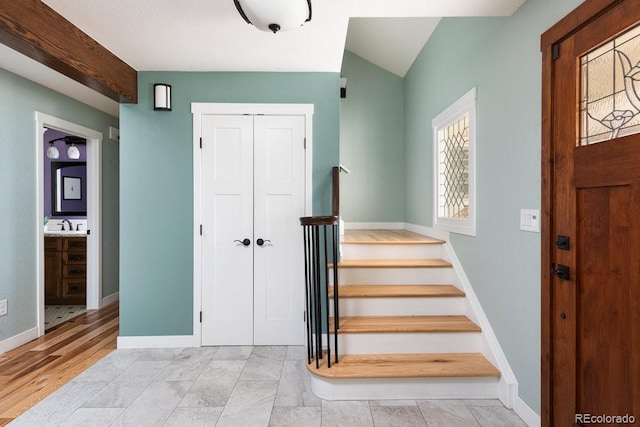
[233,0,312,34]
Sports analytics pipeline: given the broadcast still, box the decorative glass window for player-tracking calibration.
[433,87,476,236]
[580,24,640,146]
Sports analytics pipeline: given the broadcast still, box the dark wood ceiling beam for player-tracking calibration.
[0,0,137,103]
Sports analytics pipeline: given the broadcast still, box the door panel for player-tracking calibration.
[253,115,305,345]
[201,115,254,345]
[576,186,633,416]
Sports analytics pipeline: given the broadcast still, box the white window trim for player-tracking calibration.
[432,87,477,237]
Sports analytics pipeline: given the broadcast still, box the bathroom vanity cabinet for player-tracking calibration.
[45,236,86,305]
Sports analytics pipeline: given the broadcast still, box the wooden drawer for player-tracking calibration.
[63,252,86,264]
[45,237,62,251]
[62,279,86,303]
[63,264,86,279]
[63,237,86,252]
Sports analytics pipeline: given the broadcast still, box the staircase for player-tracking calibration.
[306,229,503,401]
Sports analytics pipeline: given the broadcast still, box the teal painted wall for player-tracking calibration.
[119,72,340,336]
[0,67,119,343]
[340,51,404,222]
[403,0,583,413]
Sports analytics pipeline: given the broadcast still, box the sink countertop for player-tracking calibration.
[44,230,87,237]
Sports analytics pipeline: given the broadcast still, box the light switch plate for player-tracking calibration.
[0,299,7,316]
[520,209,540,232]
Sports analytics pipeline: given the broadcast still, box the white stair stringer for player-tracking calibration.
[404,223,519,410]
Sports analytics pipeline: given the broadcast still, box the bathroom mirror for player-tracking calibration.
[51,161,87,216]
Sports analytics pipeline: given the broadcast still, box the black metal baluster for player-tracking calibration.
[323,225,332,368]
[332,223,339,364]
[303,226,312,365]
[313,226,322,368]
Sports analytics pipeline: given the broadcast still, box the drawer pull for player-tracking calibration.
[70,286,81,291]
[71,270,84,274]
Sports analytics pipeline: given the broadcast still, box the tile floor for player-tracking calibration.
[10,346,527,426]
[44,305,87,330]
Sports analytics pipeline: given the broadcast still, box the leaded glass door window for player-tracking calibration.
[580,24,640,145]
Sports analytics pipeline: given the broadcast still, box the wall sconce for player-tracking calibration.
[67,143,80,159]
[154,83,172,111]
[340,77,347,99]
[47,136,86,160]
[47,141,60,159]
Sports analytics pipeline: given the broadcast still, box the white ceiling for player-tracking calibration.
[0,0,525,116]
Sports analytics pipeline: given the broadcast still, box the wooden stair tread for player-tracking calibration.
[330,315,481,333]
[342,229,444,245]
[331,259,452,269]
[329,284,465,298]
[307,353,500,379]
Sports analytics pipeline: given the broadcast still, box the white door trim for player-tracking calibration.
[192,103,313,346]
[35,112,103,336]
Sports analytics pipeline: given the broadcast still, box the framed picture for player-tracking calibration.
[63,176,82,200]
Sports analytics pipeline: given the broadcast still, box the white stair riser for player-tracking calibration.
[335,332,481,354]
[330,297,465,316]
[334,268,453,285]
[310,376,500,401]
[341,244,443,260]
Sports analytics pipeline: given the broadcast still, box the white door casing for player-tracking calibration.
[35,112,103,336]
[193,103,313,347]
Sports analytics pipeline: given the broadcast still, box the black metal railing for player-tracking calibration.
[300,215,339,368]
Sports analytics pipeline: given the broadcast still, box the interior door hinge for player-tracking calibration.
[552,44,560,60]
[199,137,203,149]
[304,138,306,149]
[200,224,203,235]
[200,311,202,323]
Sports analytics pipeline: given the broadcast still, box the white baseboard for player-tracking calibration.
[0,327,39,354]
[403,223,450,242]
[514,396,541,427]
[102,292,119,307]
[117,335,197,349]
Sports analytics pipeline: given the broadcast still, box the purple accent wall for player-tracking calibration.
[44,129,87,219]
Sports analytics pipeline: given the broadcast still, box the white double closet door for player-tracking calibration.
[201,114,306,346]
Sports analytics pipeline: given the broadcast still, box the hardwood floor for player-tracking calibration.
[0,302,118,426]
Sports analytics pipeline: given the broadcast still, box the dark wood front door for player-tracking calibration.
[542,1,640,425]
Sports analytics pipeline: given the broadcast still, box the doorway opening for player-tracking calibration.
[36,112,103,336]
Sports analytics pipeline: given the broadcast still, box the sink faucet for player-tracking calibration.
[61,219,73,231]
